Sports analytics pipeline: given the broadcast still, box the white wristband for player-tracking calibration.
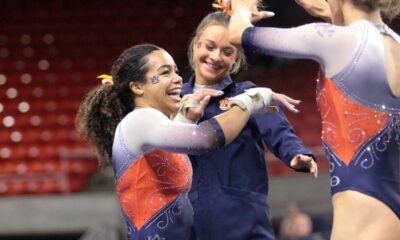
[229,88,273,114]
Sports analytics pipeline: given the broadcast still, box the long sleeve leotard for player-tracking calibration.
[112,108,225,240]
[242,20,400,218]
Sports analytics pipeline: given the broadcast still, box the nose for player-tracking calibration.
[172,72,183,84]
[209,49,222,62]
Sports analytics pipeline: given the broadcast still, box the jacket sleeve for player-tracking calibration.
[253,108,314,168]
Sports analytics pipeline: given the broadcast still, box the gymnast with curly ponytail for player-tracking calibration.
[76,44,160,166]
[76,42,298,239]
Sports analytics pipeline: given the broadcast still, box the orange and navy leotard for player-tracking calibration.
[242,20,400,217]
[112,108,225,240]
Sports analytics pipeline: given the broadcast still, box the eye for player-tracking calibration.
[160,69,170,75]
[205,44,215,51]
[223,48,234,57]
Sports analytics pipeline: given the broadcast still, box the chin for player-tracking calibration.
[170,105,180,114]
[203,73,223,83]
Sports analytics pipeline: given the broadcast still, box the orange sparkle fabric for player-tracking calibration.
[116,149,192,229]
[317,76,390,165]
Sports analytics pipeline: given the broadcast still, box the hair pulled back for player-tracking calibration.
[76,44,161,166]
[353,0,400,20]
[188,11,247,74]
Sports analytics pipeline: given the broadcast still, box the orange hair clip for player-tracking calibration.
[212,0,232,16]
[97,74,114,86]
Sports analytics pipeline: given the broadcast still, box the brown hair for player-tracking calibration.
[76,44,161,166]
[353,0,400,20]
[187,11,247,74]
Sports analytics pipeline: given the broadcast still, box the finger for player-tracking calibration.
[290,155,300,167]
[283,95,301,105]
[199,89,224,97]
[311,161,318,178]
[294,0,305,6]
[191,89,223,101]
[273,94,300,113]
[303,156,317,178]
[198,95,211,108]
[181,94,191,102]
[282,100,300,114]
[193,95,210,115]
[255,11,275,18]
[251,11,274,22]
[187,95,210,119]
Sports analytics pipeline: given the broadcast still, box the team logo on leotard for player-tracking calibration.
[314,23,336,38]
[219,98,231,110]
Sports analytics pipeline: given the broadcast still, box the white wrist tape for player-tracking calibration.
[229,88,273,114]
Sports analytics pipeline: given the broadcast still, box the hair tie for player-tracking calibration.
[212,0,232,16]
[97,74,114,86]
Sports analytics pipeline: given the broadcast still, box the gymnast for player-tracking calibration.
[227,0,400,239]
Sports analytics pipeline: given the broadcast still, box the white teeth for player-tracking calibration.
[167,89,181,95]
[206,62,220,70]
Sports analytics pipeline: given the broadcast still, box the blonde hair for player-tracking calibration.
[353,0,400,20]
[187,11,247,74]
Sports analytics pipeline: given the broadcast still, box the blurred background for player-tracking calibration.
[0,0,398,239]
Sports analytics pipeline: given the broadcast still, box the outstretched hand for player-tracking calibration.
[229,0,274,45]
[271,93,301,114]
[231,0,274,23]
[290,154,318,178]
[251,10,275,23]
[294,0,332,22]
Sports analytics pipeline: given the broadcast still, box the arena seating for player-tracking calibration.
[0,0,338,195]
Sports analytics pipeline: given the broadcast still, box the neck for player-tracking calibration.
[342,1,383,26]
[194,72,220,86]
[134,100,162,114]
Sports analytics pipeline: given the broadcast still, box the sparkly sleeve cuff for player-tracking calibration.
[241,27,256,53]
[207,118,225,147]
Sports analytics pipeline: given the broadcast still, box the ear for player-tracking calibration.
[130,82,144,96]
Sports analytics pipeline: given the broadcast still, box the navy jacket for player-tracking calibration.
[182,75,314,240]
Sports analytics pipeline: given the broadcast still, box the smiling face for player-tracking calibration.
[192,24,238,85]
[133,49,183,117]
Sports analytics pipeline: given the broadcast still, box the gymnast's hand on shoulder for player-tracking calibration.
[179,89,224,123]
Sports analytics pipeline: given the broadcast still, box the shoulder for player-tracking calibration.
[122,108,169,126]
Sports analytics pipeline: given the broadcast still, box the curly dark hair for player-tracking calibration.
[76,44,161,167]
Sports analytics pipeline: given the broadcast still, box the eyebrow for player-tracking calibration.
[201,39,235,50]
[157,64,173,71]
[157,64,177,72]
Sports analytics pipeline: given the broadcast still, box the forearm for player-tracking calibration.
[295,0,332,23]
[214,106,250,145]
